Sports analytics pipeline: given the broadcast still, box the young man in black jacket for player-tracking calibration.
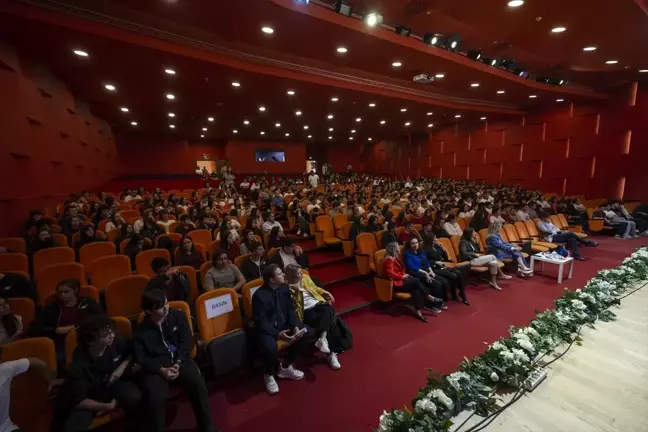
[53,314,141,432]
[133,290,217,432]
[239,241,268,282]
[145,257,190,302]
[252,264,310,395]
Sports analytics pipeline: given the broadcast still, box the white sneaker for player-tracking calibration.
[296,230,301,235]
[315,336,331,354]
[264,374,279,394]
[277,364,304,380]
[328,352,341,370]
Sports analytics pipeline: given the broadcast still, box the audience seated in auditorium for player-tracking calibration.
[443,214,463,236]
[175,236,205,270]
[174,215,196,236]
[269,238,309,271]
[53,314,141,432]
[469,204,490,232]
[485,223,534,276]
[459,229,510,291]
[146,258,190,302]
[0,271,37,301]
[74,225,103,254]
[381,222,399,248]
[203,249,245,292]
[536,213,598,261]
[402,238,446,312]
[253,264,310,394]
[420,233,470,305]
[0,296,24,346]
[134,290,217,432]
[262,212,283,234]
[398,221,421,245]
[240,241,268,282]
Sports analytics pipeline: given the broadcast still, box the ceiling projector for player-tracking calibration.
[413,73,435,84]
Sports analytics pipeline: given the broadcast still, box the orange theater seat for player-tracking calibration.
[155,233,182,248]
[332,214,350,237]
[135,249,171,278]
[241,278,263,321]
[174,265,199,302]
[315,215,342,248]
[9,297,36,332]
[0,253,29,275]
[355,233,378,275]
[503,223,548,253]
[187,229,213,250]
[33,247,76,278]
[79,242,116,269]
[35,262,86,301]
[105,275,150,317]
[52,234,69,247]
[373,249,406,303]
[118,210,140,220]
[0,238,27,254]
[87,255,132,290]
[196,288,243,345]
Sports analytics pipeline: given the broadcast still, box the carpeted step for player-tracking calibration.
[308,260,362,286]
[328,280,376,315]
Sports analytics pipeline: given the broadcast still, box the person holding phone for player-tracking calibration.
[252,264,310,395]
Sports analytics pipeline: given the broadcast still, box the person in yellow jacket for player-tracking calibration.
[285,264,341,370]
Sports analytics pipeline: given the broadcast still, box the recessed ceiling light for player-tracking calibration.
[202,127,207,131]
[351,130,356,133]
[427,123,434,128]
[259,106,266,112]
[166,93,175,100]
[130,121,138,126]
[295,110,302,116]
[336,47,348,53]
[426,112,433,116]
[365,12,382,27]
[507,0,524,7]
[551,26,567,33]
[120,107,129,112]
[73,50,89,57]
[328,136,333,140]
[529,94,537,98]
[497,90,506,94]
[168,113,175,117]
[455,114,462,118]
[356,117,362,122]
[392,61,402,67]
[556,98,565,102]
[640,69,648,73]
[164,68,176,75]
[275,123,281,128]
[243,120,250,125]
[104,84,116,91]
[208,117,214,122]
[331,97,339,102]
[327,114,334,119]
[231,82,241,87]
[287,90,295,95]
[405,122,411,126]
[285,133,290,137]
[435,73,445,79]
[232,129,238,134]
[583,46,597,52]
[303,125,309,130]
[606,60,618,64]
[349,137,354,141]
[329,127,334,131]
[480,117,487,120]
[367,137,372,141]
[470,83,480,87]
[260,131,266,135]
[400,108,407,112]
[169,125,175,129]
[307,135,312,138]
[261,26,274,34]
[200,135,204,138]
[380,120,386,124]
[369,103,376,107]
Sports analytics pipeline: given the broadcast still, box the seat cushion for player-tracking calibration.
[394,292,412,301]
[324,237,342,245]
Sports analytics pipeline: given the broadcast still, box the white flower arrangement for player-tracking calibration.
[517,338,535,353]
[415,398,437,414]
[427,389,454,410]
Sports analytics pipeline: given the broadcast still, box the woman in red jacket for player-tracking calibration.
[383,242,431,323]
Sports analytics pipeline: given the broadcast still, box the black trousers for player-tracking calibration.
[141,360,214,432]
[435,267,467,301]
[395,277,430,310]
[55,380,141,432]
[418,276,447,301]
[553,232,586,257]
[258,327,310,375]
[303,303,335,334]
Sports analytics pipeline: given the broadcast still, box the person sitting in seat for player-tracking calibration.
[402,238,446,313]
[469,203,490,232]
[431,211,451,238]
[485,222,533,276]
[74,225,103,255]
[30,279,103,372]
[536,213,598,261]
[240,241,268,282]
[252,264,310,395]
[156,210,174,234]
[62,217,82,245]
[267,226,283,249]
[0,271,37,302]
[381,221,399,248]
[53,314,142,432]
[175,236,205,270]
[29,227,57,258]
[146,257,190,302]
[174,215,196,236]
[364,215,382,233]
[383,242,436,323]
[268,238,310,271]
[443,213,463,236]
[420,234,469,305]
[203,249,246,292]
[262,212,283,234]
[134,290,218,432]
[459,228,510,291]
[398,221,422,245]
[285,264,342,370]
[0,295,24,346]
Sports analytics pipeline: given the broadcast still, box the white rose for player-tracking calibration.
[490,372,499,382]
[517,338,535,353]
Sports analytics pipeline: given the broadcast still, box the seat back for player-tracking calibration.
[52,234,69,247]
[375,230,386,247]
[87,255,132,290]
[135,249,171,278]
[550,215,563,229]
[79,242,116,269]
[374,249,387,276]
[196,288,243,344]
[0,238,27,254]
[0,253,29,275]
[356,233,378,256]
[478,229,489,251]
[9,297,36,331]
[33,247,75,277]
[267,247,279,259]
[457,218,467,230]
[332,214,349,233]
[503,224,520,242]
[315,215,335,238]
[118,210,140,220]
[187,229,213,250]
[105,275,150,317]
[234,253,251,269]
[174,265,199,302]
[395,226,405,237]
[450,235,462,259]
[557,214,569,228]
[155,233,181,248]
[514,222,531,240]
[35,262,86,301]
[524,220,540,237]
[206,240,220,261]
[339,222,353,240]
[437,238,458,263]
[199,261,214,286]
[241,278,263,320]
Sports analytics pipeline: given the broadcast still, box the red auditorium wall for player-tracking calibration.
[0,42,117,236]
[365,82,648,201]
[325,143,365,173]
[226,141,307,174]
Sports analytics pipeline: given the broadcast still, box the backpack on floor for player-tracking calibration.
[328,316,353,352]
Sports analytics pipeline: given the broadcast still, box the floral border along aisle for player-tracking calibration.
[377,246,648,432]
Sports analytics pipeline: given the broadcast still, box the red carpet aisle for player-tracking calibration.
[169,237,648,432]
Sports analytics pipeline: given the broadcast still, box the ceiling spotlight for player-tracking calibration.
[232,129,238,134]
[208,117,214,122]
[104,84,116,91]
[508,0,524,7]
[500,59,517,71]
[169,125,175,129]
[168,113,175,117]
[327,114,334,119]
[556,99,565,102]
[426,112,434,116]
[405,122,411,126]
[73,50,89,57]
[329,127,334,131]
[202,127,208,131]
[258,106,266,112]
[497,90,506,94]
[395,26,411,37]
[328,136,333,140]
[166,93,175,100]
[400,108,407,112]
[130,121,138,126]
[435,73,445,79]
[380,120,386,124]
[364,12,383,27]
[455,114,461,118]
[356,117,362,122]
[514,68,530,78]
[483,57,500,67]
[275,123,281,128]
[231,82,241,87]
[200,135,205,138]
[261,26,274,34]
[467,49,483,61]
[303,125,309,130]
[349,137,354,141]
[331,97,339,102]
[120,107,129,112]
[423,33,440,46]
[351,129,356,133]
[336,46,348,54]
[335,0,353,17]
[529,94,537,98]
[640,69,648,73]
[470,82,480,87]
[367,137,372,141]
[243,120,250,125]
[480,117,487,120]
[551,26,567,33]
[260,131,266,135]
[583,46,597,52]
[445,34,461,51]
[285,133,290,137]
[287,90,295,95]
[164,68,176,75]
[307,135,312,138]
[369,103,376,107]
[392,61,402,67]
[606,60,619,64]
[427,123,434,128]
[295,110,302,116]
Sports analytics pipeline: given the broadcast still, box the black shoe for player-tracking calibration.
[587,241,600,247]
[462,299,471,306]
[574,256,586,261]
[415,313,428,323]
